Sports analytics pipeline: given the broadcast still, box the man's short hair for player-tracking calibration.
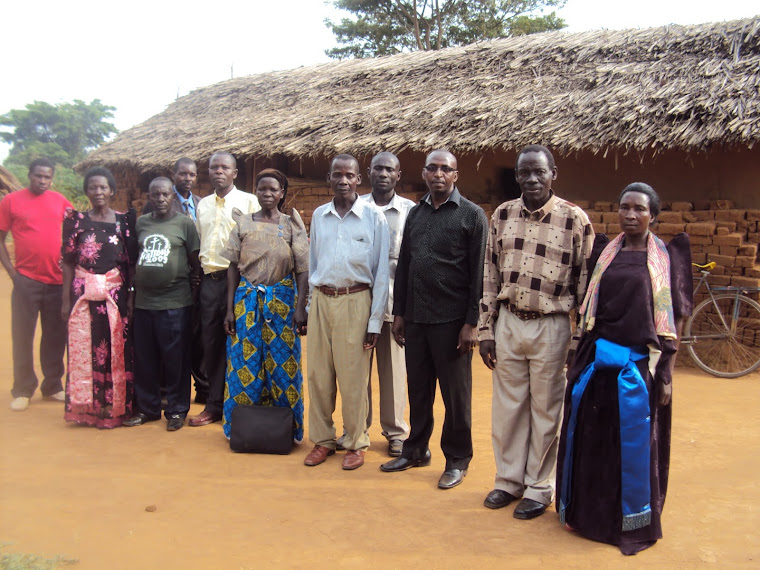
[425,149,456,164]
[210,152,237,168]
[331,154,360,172]
[173,157,196,172]
[149,176,173,192]
[370,151,400,168]
[28,157,55,174]
[516,145,555,169]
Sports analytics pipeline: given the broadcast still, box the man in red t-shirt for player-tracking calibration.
[0,158,72,411]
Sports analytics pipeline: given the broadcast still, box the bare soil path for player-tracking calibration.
[1,271,758,569]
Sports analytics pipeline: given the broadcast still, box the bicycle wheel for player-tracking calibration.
[685,293,760,378]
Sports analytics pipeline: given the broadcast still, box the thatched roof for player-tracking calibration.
[0,166,23,196]
[83,16,760,173]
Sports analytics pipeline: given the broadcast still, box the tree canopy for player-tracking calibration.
[1,99,117,168]
[1,99,117,207]
[325,0,567,59]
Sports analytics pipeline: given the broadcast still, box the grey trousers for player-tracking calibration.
[11,273,66,398]
[491,305,570,505]
[367,321,409,441]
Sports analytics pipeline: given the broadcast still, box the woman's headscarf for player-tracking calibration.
[256,168,289,209]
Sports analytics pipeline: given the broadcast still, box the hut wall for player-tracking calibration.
[558,148,760,209]
[452,147,760,210]
[110,168,145,213]
[112,145,760,225]
[279,146,760,213]
[108,150,760,294]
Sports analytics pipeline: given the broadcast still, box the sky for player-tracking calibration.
[1,0,758,163]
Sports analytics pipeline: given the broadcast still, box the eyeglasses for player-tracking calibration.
[424,164,457,174]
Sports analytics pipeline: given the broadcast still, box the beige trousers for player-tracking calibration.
[368,321,409,441]
[491,304,570,505]
[307,289,372,451]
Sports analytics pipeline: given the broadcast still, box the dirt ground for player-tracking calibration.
[1,269,758,569]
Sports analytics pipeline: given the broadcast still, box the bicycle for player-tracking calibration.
[682,261,760,378]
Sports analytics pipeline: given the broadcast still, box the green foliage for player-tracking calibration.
[325,0,567,58]
[1,99,117,208]
[1,99,117,169]
[0,544,77,569]
[510,11,566,35]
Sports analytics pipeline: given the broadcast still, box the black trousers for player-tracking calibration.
[160,296,207,402]
[199,274,228,416]
[190,296,209,398]
[10,273,66,398]
[133,306,192,418]
[402,320,473,470]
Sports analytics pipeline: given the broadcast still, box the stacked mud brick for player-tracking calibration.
[578,199,760,306]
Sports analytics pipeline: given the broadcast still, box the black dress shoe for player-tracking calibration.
[513,498,547,519]
[437,468,467,489]
[388,439,403,457]
[484,489,519,509]
[380,450,432,472]
[166,414,185,431]
[123,413,160,427]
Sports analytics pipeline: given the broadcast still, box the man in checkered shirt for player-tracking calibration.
[477,144,595,520]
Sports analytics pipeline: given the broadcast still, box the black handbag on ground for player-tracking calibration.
[229,405,294,455]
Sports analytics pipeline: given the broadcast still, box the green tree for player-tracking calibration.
[1,99,117,207]
[325,0,567,59]
[1,99,116,168]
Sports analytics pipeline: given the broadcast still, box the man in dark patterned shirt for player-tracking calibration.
[380,149,488,490]
[478,145,594,519]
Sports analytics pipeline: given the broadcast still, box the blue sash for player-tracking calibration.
[559,338,652,531]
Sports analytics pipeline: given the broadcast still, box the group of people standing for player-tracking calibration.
[1,144,692,555]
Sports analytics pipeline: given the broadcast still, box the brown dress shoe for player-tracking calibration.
[304,445,335,466]
[342,450,365,470]
[188,410,221,427]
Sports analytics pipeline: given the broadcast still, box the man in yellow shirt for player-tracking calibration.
[189,152,259,427]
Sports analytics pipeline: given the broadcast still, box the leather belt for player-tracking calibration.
[317,283,370,297]
[506,302,543,321]
[205,270,227,280]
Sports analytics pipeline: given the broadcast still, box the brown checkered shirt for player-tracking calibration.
[478,192,594,341]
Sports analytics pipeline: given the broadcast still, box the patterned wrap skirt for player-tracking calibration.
[224,275,304,442]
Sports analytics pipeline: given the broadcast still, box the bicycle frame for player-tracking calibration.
[687,272,744,341]
[682,263,760,377]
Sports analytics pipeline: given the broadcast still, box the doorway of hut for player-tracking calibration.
[499,168,521,201]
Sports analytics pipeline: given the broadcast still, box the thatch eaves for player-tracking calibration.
[82,17,760,173]
[0,166,23,196]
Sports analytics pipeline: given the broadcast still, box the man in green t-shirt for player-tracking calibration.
[124,177,201,431]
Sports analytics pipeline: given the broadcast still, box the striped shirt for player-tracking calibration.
[478,192,594,341]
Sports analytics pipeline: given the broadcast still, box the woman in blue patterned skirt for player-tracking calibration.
[222,169,309,442]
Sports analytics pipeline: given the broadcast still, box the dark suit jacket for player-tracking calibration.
[142,188,201,218]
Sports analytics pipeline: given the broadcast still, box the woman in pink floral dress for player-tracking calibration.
[61,167,137,428]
